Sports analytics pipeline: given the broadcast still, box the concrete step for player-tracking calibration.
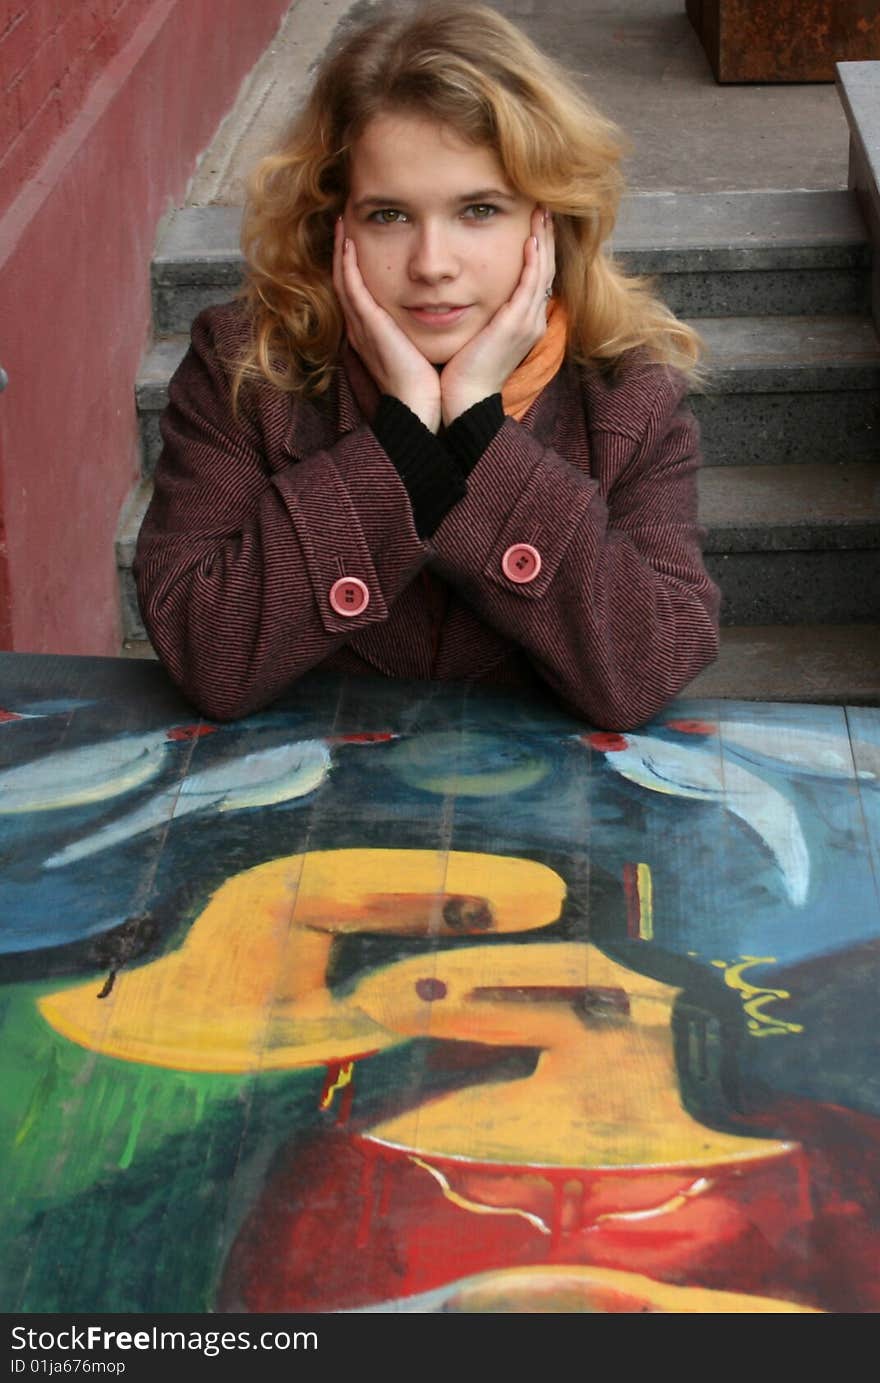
[700,462,880,623]
[684,624,880,704]
[116,481,151,645]
[116,463,879,642]
[119,622,880,707]
[692,313,880,466]
[614,189,872,317]
[136,313,880,477]
[152,205,244,336]
[151,189,872,334]
[136,336,192,482]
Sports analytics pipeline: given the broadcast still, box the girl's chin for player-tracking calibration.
[399,324,478,367]
[411,339,465,367]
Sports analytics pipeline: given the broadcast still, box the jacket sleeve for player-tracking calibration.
[429,363,720,730]
[133,311,430,720]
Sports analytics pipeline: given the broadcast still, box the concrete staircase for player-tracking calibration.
[118,183,880,703]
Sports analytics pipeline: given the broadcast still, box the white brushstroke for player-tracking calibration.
[43,739,333,868]
[679,718,876,781]
[409,1154,551,1235]
[599,734,811,906]
[0,729,195,813]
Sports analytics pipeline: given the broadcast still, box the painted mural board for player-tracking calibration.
[1,652,878,1315]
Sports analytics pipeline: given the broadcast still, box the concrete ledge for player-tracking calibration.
[695,314,880,391]
[693,389,880,467]
[685,624,880,704]
[700,463,880,550]
[613,189,870,265]
[708,550,880,624]
[837,60,880,323]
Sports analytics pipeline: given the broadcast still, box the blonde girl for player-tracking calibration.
[134,1,719,726]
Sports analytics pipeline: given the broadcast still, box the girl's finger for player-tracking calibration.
[340,236,382,332]
[528,207,552,291]
[332,220,357,326]
[535,208,555,302]
[543,210,557,296]
[332,216,347,286]
[335,225,370,318]
[522,231,550,324]
[331,219,343,294]
[338,233,361,315]
[530,208,555,304]
[506,229,540,315]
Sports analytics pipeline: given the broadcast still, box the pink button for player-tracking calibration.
[329,576,370,617]
[501,543,542,584]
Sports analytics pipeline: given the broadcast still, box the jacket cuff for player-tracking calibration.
[373,395,466,538]
[442,394,505,476]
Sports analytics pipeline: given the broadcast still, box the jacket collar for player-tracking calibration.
[337,343,381,429]
[516,361,567,446]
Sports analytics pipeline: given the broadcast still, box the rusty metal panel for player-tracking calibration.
[687,0,880,83]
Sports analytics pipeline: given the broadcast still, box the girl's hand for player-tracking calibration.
[333,219,442,433]
[439,206,556,426]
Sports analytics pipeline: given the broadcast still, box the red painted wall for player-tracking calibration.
[0,0,291,653]
[1,1,157,218]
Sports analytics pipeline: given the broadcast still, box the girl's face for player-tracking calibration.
[343,111,537,364]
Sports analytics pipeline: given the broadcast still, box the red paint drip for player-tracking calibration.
[335,1072,356,1127]
[622,862,641,939]
[333,731,397,744]
[665,719,717,736]
[0,709,23,722]
[166,723,218,741]
[585,732,629,752]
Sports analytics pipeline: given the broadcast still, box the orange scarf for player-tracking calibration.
[501,299,568,421]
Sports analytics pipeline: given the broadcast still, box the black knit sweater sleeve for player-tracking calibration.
[372,393,505,536]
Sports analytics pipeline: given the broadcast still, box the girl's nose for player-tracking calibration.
[408,223,457,282]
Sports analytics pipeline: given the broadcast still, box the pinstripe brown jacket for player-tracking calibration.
[134,301,720,727]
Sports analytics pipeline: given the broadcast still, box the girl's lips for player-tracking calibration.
[405,305,471,327]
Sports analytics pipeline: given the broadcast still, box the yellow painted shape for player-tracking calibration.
[38,848,566,1073]
[710,956,804,1038]
[636,862,653,940]
[285,846,566,937]
[358,942,796,1168]
[441,1264,824,1313]
[319,1061,354,1110]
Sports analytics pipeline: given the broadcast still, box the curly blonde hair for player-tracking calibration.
[234,0,701,401]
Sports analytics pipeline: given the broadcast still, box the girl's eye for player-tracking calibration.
[370,208,407,224]
[464,204,498,220]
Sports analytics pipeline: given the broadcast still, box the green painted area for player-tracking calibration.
[0,981,347,1311]
[388,731,551,796]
